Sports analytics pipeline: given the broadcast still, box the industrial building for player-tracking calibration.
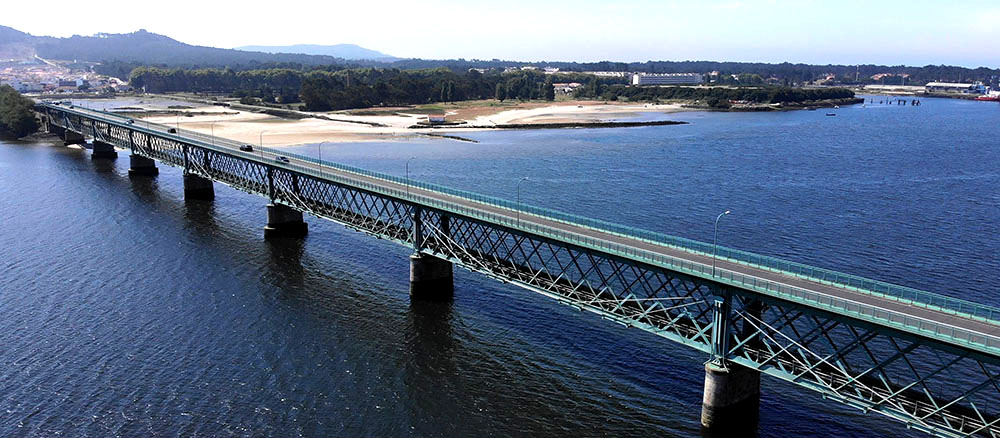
[924,82,986,94]
[631,73,704,86]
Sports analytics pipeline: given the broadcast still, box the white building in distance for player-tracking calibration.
[585,71,629,77]
[632,73,704,86]
[925,82,986,94]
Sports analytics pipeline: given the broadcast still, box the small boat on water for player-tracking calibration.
[825,113,836,116]
[975,94,1000,102]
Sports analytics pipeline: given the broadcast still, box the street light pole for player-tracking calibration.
[317,141,329,176]
[516,176,529,227]
[318,141,323,165]
[405,156,417,199]
[259,130,267,161]
[209,121,216,148]
[713,210,731,277]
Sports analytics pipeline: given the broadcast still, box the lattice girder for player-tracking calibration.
[42,107,1000,438]
[723,292,1000,438]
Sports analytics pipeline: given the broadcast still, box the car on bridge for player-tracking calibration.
[239,144,254,152]
[275,156,290,164]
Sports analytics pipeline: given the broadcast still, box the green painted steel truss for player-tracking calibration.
[42,105,1000,438]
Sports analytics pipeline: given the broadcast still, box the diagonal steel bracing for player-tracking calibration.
[41,104,1000,438]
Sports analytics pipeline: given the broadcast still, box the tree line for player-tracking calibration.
[300,68,563,110]
[388,59,999,86]
[129,67,305,103]
[0,85,39,138]
[574,82,856,108]
[128,63,859,111]
[128,67,581,110]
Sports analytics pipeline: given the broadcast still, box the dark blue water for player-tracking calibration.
[1,97,997,437]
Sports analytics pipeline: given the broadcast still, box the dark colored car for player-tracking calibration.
[275,156,290,164]
[239,144,254,152]
[168,128,177,133]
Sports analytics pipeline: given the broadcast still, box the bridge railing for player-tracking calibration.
[238,153,1000,357]
[46,103,1000,328]
[246,142,1000,327]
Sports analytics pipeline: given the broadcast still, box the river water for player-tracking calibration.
[1,97,997,437]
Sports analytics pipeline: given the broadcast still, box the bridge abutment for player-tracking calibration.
[128,154,157,176]
[701,362,760,431]
[183,174,215,201]
[64,130,85,146]
[409,253,453,300]
[91,140,118,159]
[264,203,308,238]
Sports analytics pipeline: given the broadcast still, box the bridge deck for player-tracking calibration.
[330,163,1000,351]
[51,103,1000,356]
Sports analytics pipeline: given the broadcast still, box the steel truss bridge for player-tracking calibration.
[38,102,1000,437]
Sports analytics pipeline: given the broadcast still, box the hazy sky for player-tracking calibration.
[5,0,999,67]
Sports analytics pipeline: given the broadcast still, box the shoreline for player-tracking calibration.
[50,93,864,147]
[131,98,699,146]
[409,120,688,130]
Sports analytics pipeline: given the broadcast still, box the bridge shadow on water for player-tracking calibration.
[404,298,463,434]
[263,235,307,288]
[181,195,222,239]
[125,171,161,203]
[700,416,759,438]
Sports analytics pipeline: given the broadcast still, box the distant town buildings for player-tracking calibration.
[631,73,704,86]
[871,73,911,81]
[0,79,43,92]
[1,59,110,94]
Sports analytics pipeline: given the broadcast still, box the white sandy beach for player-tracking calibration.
[139,101,692,146]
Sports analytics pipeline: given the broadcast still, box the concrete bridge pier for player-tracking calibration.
[64,130,85,146]
[264,203,308,238]
[409,253,453,300]
[183,174,215,201]
[701,362,760,432]
[91,140,118,159]
[128,154,157,176]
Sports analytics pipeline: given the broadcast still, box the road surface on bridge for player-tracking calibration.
[62,104,1000,353]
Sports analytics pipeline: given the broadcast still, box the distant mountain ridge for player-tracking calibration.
[235,44,397,61]
[1,24,995,87]
[0,25,369,68]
